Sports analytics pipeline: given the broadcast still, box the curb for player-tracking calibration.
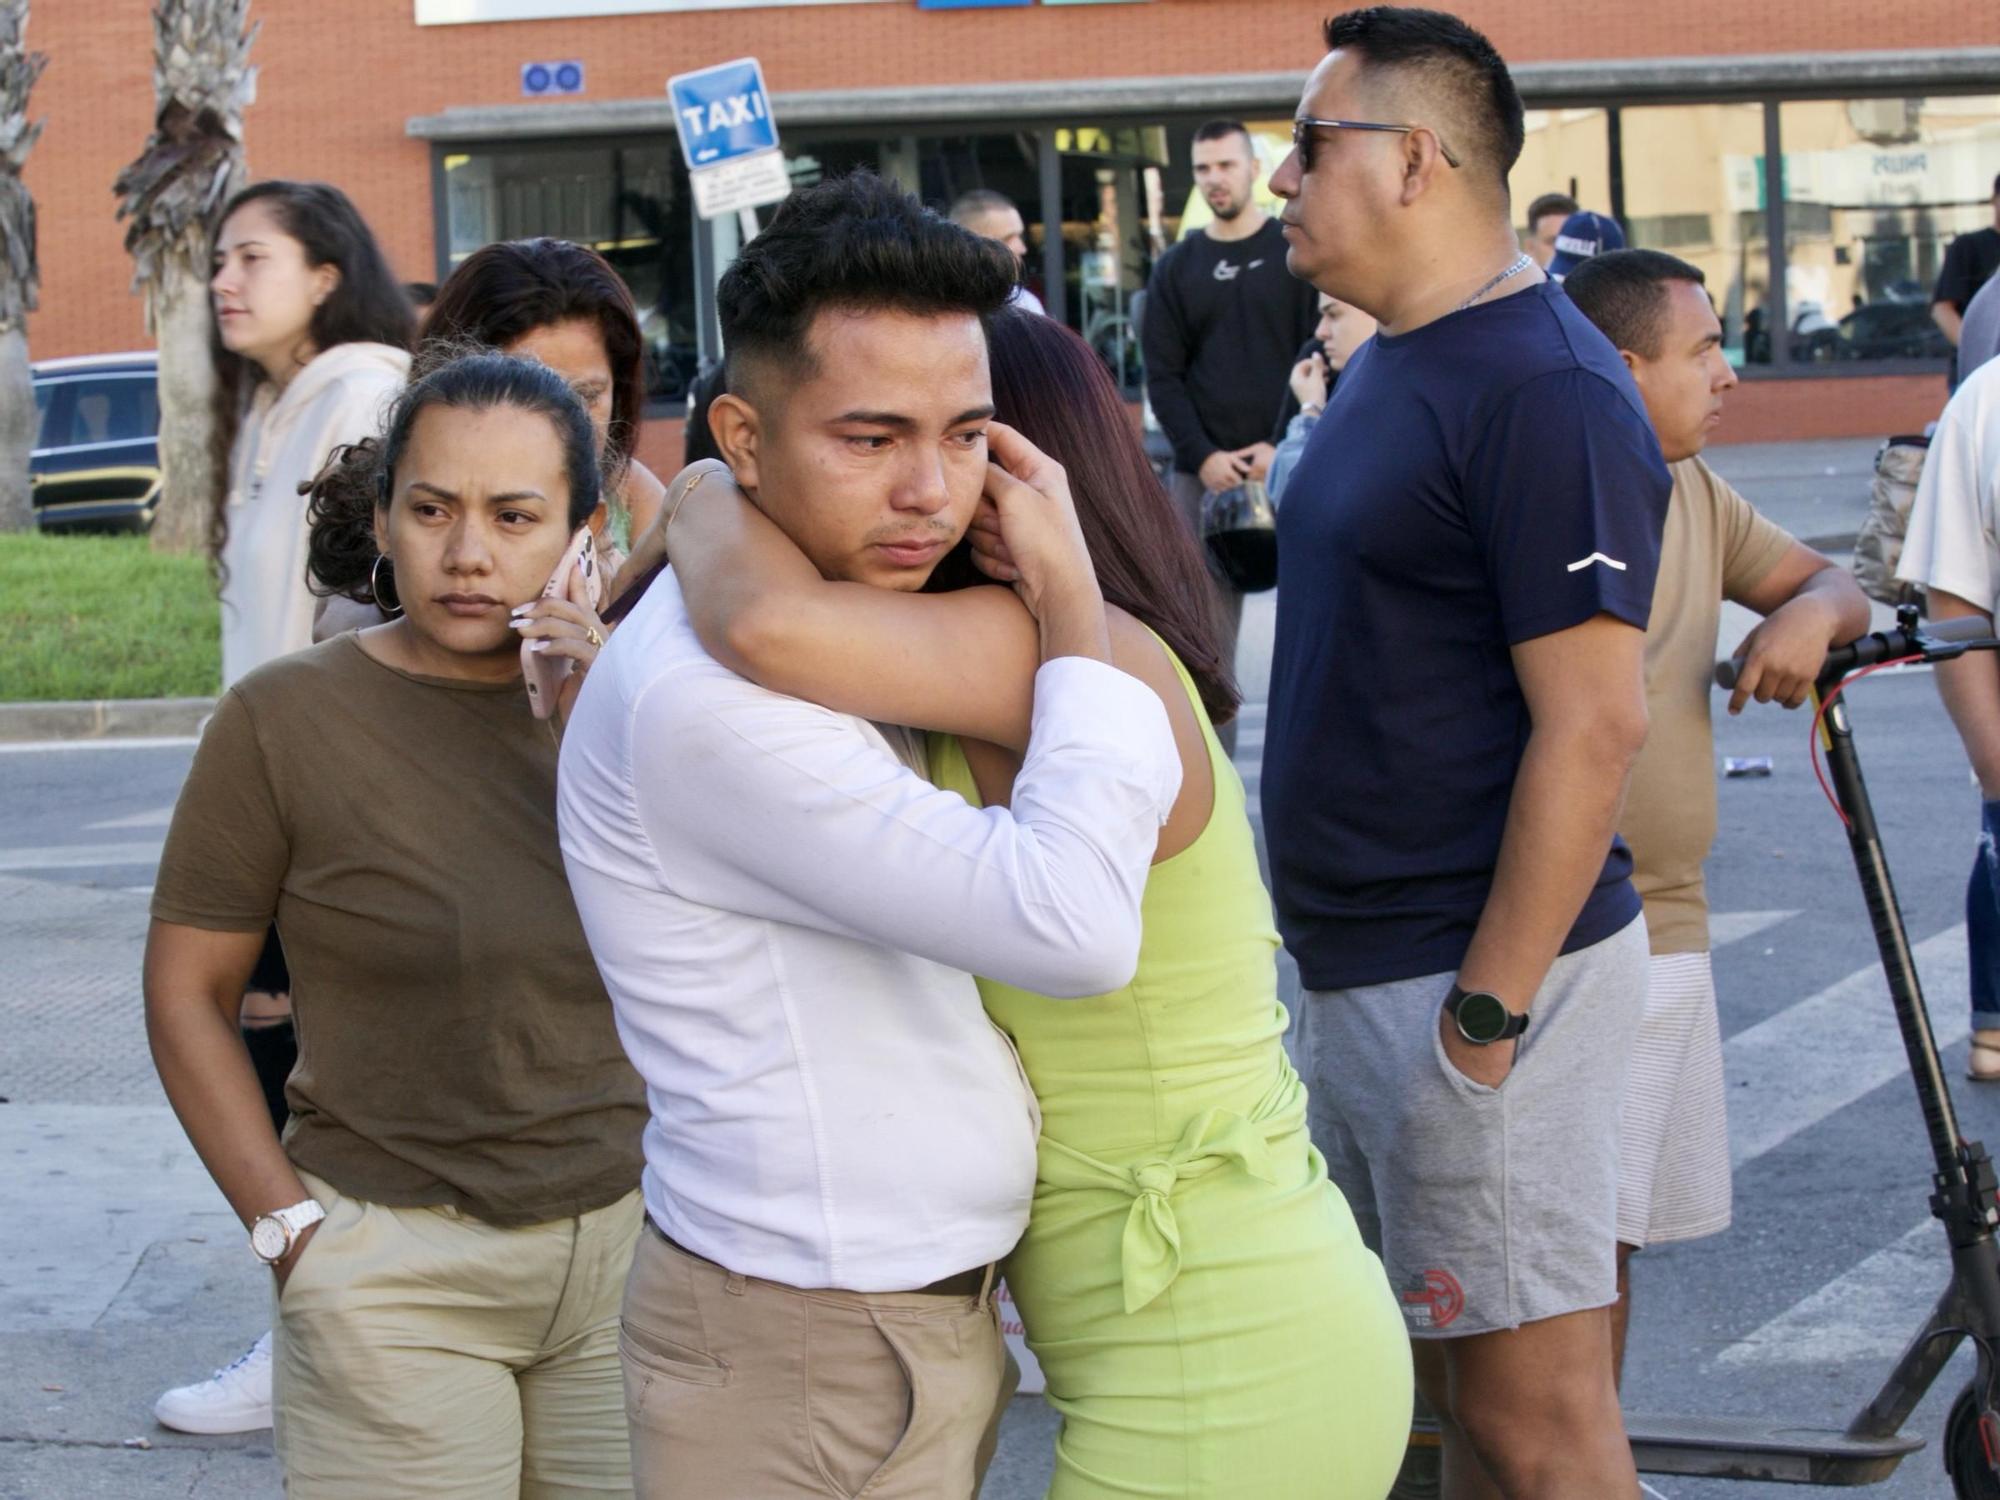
[0,696,215,744]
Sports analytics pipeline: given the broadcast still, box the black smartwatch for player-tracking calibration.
[1445,985,1529,1046]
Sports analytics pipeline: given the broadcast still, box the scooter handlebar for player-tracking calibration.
[1713,614,1995,690]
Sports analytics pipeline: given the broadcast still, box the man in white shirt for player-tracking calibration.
[1897,357,2000,1080]
[558,172,1181,1500]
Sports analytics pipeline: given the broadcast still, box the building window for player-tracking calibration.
[440,141,701,405]
[1616,103,1770,367]
[1510,107,1612,239]
[1778,96,2000,366]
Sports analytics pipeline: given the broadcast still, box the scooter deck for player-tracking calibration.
[1627,1413,1923,1485]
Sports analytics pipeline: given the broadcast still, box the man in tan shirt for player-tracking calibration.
[1564,250,1871,1374]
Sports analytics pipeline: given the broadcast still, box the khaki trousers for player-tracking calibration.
[275,1170,644,1499]
[621,1223,1018,1499]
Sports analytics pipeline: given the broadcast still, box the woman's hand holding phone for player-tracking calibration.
[971,421,1110,667]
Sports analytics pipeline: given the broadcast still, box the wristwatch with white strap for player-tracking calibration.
[249,1198,325,1265]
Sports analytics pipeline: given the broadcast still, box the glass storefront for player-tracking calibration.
[441,141,701,402]
[1620,103,1769,367]
[435,89,1997,409]
[1778,96,2000,364]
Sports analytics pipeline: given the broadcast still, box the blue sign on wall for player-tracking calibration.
[521,59,585,97]
[667,58,780,171]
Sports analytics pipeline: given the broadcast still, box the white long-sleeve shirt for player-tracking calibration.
[557,573,1181,1291]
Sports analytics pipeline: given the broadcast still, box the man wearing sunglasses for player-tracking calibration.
[1263,8,1671,1498]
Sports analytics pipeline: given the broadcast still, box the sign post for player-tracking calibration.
[667,58,792,221]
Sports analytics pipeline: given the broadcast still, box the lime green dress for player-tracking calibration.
[930,648,1412,1500]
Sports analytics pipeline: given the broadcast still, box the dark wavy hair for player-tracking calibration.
[306,351,600,606]
[420,238,647,484]
[209,181,413,567]
[937,308,1239,726]
[718,169,1017,398]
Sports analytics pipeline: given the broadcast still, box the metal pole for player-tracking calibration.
[1817,688,1963,1174]
[1038,131,1066,326]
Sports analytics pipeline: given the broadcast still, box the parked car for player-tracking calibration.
[1792,302,1952,364]
[32,352,161,532]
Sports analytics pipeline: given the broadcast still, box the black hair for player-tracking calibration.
[1992,172,2000,198]
[420,238,648,485]
[208,181,413,566]
[683,357,727,467]
[717,169,1017,397]
[1526,191,1579,226]
[1193,119,1253,148]
[1561,248,1707,360]
[306,350,600,605]
[1322,7,1525,193]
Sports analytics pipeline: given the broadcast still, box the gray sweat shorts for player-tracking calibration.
[1289,915,1648,1339]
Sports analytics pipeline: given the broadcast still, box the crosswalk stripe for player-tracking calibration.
[0,842,163,873]
[1708,910,1798,950]
[85,805,175,832]
[1726,926,1967,1168]
[1715,1218,1944,1370]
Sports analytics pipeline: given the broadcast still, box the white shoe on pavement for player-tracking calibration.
[152,1330,273,1434]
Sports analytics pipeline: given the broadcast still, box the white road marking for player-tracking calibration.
[0,841,164,872]
[1708,910,1798,949]
[1716,1218,1947,1369]
[0,736,198,755]
[85,804,175,831]
[1726,926,1967,1168]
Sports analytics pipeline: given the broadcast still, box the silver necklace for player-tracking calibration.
[1455,252,1534,312]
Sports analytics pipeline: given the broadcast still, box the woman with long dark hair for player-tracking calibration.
[146,352,640,1496]
[647,307,1410,1497]
[209,180,412,687]
[421,238,666,544]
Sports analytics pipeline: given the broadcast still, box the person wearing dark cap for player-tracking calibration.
[1548,209,1625,280]
[1523,190,1579,269]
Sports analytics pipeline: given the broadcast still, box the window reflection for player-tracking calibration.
[441,143,699,404]
[1619,103,1770,366]
[1779,96,2000,364]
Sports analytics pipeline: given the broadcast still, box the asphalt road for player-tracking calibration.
[7,434,1997,1499]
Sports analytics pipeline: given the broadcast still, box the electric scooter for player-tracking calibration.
[1388,608,2000,1497]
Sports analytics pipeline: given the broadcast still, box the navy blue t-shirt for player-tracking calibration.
[1261,282,1670,992]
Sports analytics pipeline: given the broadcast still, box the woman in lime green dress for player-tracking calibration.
[656,308,1411,1498]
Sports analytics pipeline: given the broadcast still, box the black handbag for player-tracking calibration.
[1200,479,1278,593]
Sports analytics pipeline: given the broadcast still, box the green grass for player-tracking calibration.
[0,532,220,701]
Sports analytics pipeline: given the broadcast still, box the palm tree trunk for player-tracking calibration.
[0,325,31,530]
[0,0,44,534]
[115,0,257,556]
[148,260,221,553]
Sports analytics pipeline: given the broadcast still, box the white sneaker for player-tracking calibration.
[152,1331,273,1434]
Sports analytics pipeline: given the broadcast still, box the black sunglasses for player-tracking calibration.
[1292,116,1462,172]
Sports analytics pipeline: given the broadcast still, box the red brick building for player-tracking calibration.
[26,1,2000,451]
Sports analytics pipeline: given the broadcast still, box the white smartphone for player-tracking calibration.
[522,526,603,720]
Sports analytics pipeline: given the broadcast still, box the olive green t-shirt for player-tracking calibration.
[1621,457,1793,955]
[152,633,645,1227]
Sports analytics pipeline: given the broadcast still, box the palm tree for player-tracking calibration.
[0,1,45,535]
[115,0,257,555]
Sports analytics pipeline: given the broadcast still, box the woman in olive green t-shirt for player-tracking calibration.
[146,352,643,1497]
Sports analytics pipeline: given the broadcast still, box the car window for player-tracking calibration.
[68,377,159,445]
[33,380,60,447]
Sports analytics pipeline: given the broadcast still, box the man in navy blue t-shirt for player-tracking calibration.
[1265,10,1670,1496]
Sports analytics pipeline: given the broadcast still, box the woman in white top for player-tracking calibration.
[152,181,411,1439]
[209,180,412,689]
